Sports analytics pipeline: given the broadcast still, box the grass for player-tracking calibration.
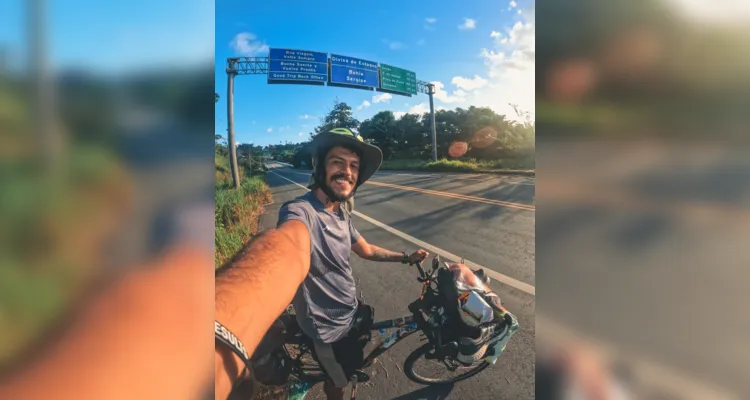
[380,157,535,173]
[215,153,272,267]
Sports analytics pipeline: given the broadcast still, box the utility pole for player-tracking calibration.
[29,0,62,172]
[226,62,241,189]
[427,83,438,162]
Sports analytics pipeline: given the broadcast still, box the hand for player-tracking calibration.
[409,249,429,265]
[0,246,214,400]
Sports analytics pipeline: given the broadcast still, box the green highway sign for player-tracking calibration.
[379,63,417,95]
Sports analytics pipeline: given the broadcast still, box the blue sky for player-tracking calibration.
[0,0,213,73]
[216,0,536,146]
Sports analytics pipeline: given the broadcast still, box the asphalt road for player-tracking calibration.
[260,164,536,400]
[535,140,750,399]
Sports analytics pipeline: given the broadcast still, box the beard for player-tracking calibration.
[322,173,355,202]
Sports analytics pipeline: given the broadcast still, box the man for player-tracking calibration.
[279,128,428,399]
[308,171,354,212]
[214,128,427,399]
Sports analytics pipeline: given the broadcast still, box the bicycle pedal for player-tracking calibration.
[351,369,370,383]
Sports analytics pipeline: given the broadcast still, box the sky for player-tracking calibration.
[0,0,213,73]
[215,0,536,146]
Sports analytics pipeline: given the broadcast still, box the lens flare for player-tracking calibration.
[448,141,469,158]
[471,126,498,149]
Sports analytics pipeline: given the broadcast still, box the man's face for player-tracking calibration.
[324,146,360,202]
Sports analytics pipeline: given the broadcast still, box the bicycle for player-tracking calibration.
[247,255,520,400]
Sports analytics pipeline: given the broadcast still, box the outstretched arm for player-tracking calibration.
[352,236,428,264]
[214,220,310,399]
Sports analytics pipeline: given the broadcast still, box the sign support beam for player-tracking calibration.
[224,56,438,186]
[427,83,438,162]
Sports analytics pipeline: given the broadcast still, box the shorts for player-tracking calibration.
[311,303,373,388]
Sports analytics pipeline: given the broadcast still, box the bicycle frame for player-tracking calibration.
[283,314,420,384]
[363,315,420,366]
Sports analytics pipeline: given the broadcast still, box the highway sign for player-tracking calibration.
[329,54,379,89]
[379,63,417,95]
[268,48,327,84]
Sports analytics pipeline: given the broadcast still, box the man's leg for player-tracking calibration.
[313,339,348,400]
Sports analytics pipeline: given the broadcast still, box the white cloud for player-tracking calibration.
[278,125,291,132]
[372,93,392,103]
[230,32,269,56]
[451,75,489,91]
[409,103,429,115]
[383,40,407,50]
[298,132,304,137]
[509,1,517,8]
[424,18,436,31]
[458,18,476,30]
[518,10,523,14]
[393,111,407,119]
[430,81,466,103]
[299,114,315,119]
[356,100,371,110]
[471,6,535,121]
[417,39,426,46]
[267,127,273,133]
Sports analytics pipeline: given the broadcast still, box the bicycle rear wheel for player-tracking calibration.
[404,343,490,385]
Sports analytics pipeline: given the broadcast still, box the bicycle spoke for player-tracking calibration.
[405,344,490,385]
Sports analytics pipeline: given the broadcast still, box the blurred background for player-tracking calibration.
[536,0,750,398]
[0,0,214,395]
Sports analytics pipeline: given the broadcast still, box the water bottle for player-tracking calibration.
[461,290,493,323]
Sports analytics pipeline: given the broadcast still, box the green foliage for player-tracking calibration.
[294,100,535,165]
[381,157,535,172]
[309,98,360,140]
[214,174,271,266]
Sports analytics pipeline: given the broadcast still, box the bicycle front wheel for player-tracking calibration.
[404,343,490,385]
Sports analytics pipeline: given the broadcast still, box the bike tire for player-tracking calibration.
[404,343,490,385]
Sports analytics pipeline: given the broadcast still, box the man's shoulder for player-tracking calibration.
[280,193,315,212]
[278,193,319,225]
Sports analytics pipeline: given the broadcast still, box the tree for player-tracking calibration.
[360,111,397,159]
[311,99,360,139]
[295,103,534,165]
[215,134,228,157]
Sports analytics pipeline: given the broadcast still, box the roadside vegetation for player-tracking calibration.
[215,136,271,267]
[381,157,534,173]
[259,99,534,175]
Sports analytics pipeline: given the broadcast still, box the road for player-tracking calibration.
[260,164,536,399]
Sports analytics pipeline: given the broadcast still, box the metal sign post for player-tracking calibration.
[226,63,241,189]
[427,83,438,162]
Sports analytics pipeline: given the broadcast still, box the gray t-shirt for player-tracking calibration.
[277,191,361,343]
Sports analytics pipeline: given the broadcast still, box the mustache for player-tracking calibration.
[330,173,353,184]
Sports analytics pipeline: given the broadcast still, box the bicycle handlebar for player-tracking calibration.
[414,261,427,280]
